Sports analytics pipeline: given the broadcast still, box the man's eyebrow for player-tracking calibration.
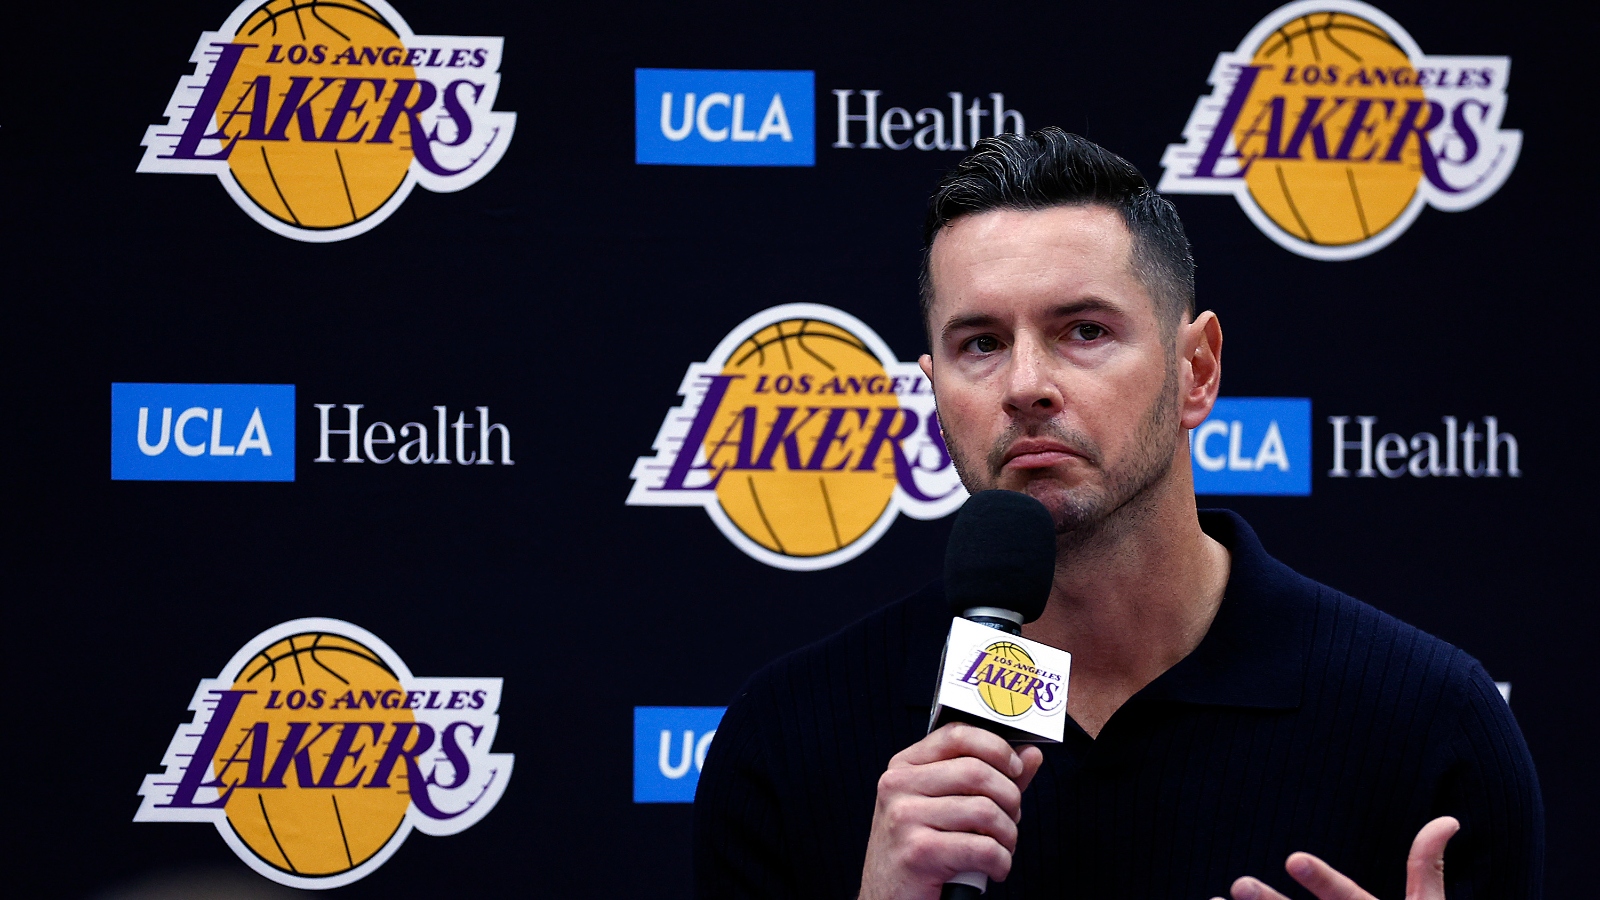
[1047,297,1122,318]
[939,298,1124,340]
[940,313,1002,338]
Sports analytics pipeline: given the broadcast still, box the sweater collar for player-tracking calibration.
[1132,509,1311,710]
[902,509,1313,712]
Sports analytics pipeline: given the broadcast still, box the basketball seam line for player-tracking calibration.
[335,148,358,221]
[259,146,302,226]
[237,162,409,232]
[245,0,283,38]
[1302,15,1322,63]
[1273,26,1296,59]
[1261,20,1400,59]
[732,330,874,369]
[311,0,352,42]
[244,2,399,40]
[1346,167,1372,239]
[332,794,355,868]
[1320,13,1364,63]
[309,633,352,685]
[1274,164,1318,244]
[246,645,387,683]
[288,635,306,685]
[775,321,794,369]
[794,321,839,372]
[746,476,787,555]
[258,793,299,873]
[818,477,843,550]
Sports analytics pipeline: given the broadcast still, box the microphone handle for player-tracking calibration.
[941,875,987,899]
[934,612,1025,899]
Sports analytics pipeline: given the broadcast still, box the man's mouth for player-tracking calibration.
[1000,439,1081,471]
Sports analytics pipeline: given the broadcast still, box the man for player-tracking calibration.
[693,129,1542,900]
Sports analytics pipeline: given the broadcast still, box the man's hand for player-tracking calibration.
[858,722,1046,900]
[1220,816,1460,900]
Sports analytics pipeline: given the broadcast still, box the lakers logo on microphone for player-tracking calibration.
[138,0,515,242]
[1159,0,1519,260]
[135,619,512,889]
[629,303,965,571]
[959,641,1065,718]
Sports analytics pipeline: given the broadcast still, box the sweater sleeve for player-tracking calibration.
[694,671,795,900]
[1437,658,1545,900]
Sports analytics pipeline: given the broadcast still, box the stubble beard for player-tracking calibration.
[944,360,1182,545]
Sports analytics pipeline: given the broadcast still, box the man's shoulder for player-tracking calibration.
[736,578,945,713]
[1315,581,1503,715]
[1206,508,1495,715]
[1262,543,1495,721]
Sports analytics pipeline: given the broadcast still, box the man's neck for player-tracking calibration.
[1020,483,1230,738]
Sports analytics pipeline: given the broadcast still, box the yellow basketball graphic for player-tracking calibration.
[629,303,966,570]
[140,0,516,241]
[978,642,1037,717]
[707,318,901,559]
[223,1,416,230]
[1237,12,1426,246]
[213,632,413,877]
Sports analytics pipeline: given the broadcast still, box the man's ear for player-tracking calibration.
[918,353,934,383]
[1178,311,1223,430]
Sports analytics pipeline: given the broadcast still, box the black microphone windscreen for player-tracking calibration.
[944,490,1056,623]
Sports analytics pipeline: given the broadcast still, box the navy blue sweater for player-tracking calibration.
[694,511,1543,899]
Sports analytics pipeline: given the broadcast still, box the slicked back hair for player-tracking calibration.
[919,128,1195,345]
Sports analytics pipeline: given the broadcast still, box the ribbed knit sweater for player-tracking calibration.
[694,511,1543,900]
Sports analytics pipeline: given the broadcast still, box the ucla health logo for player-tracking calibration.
[1160,1,1519,260]
[112,383,294,482]
[629,304,963,570]
[136,619,512,889]
[1190,397,1311,495]
[636,69,814,166]
[139,0,515,242]
[634,707,725,803]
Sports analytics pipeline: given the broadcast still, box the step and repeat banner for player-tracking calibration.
[8,0,1590,896]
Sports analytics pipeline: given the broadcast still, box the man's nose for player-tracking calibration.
[1002,334,1063,417]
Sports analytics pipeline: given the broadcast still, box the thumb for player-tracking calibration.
[1405,816,1460,900]
[1013,744,1046,793]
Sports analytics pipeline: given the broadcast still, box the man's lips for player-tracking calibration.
[1000,439,1081,470]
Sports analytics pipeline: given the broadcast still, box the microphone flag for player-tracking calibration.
[929,617,1072,743]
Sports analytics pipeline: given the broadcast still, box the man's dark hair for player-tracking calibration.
[920,127,1195,340]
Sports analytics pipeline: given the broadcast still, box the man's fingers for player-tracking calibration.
[900,830,1013,884]
[1285,853,1377,900]
[896,794,1018,850]
[879,756,1025,821]
[1232,826,1453,900]
[896,723,1022,777]
[1405,816,1459,900]
[1013,744,1046,794]
[1225,876,1293,900]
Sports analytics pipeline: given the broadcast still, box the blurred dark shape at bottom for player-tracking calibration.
[92,866,297,900]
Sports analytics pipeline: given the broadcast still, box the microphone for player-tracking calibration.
[931,490,1066,900]
[944,489,1055,631]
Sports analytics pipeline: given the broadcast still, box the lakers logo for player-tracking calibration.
[1160,0,1519,260]
[135,619,512,889]
[138,0,514,242]
[958,641,1065,718]
[629,304,965,571]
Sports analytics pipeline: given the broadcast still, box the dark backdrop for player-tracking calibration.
[7,0,1593,896]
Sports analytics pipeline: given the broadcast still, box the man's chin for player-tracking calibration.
[988,475,1104,532]
[992,468,1084,497]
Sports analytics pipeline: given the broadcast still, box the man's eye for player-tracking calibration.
[965,335,1000,354]
[1072,323,1106,341]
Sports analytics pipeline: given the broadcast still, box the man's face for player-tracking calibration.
[919,205,1183,534]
